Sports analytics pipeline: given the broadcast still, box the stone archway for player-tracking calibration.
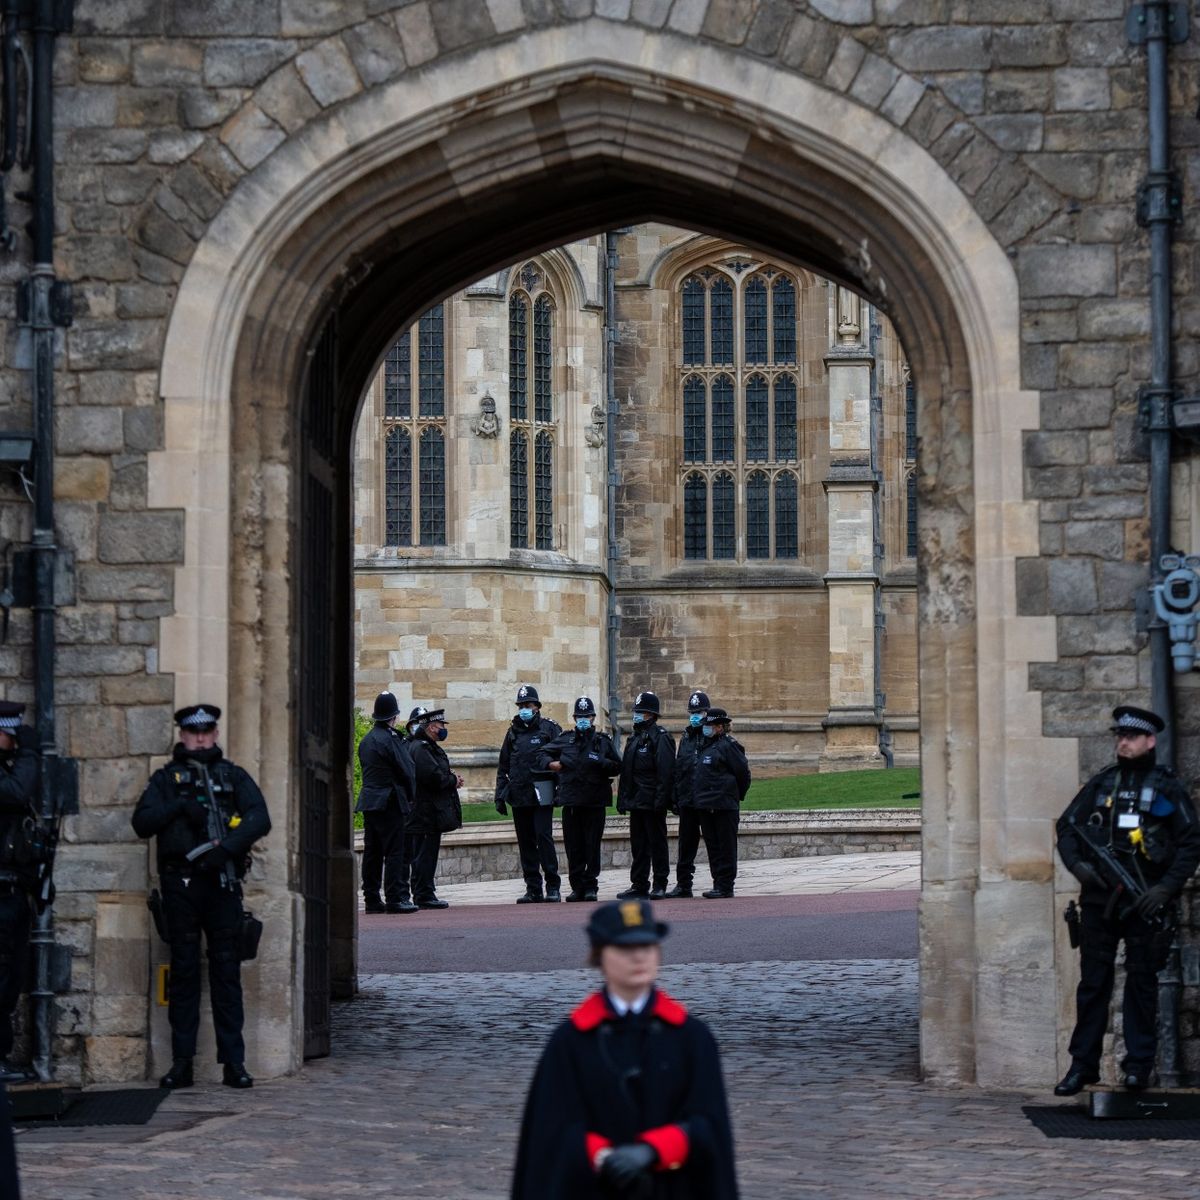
[151,27,1075,1089]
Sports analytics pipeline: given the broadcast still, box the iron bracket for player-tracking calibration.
[1127,2,1189,45]
[1136,170,1183,227]
[1139,384,1175,433]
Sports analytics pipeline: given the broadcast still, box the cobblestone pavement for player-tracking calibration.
[18,952,1200,1199]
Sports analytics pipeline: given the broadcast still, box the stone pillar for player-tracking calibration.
[821,289,880,768]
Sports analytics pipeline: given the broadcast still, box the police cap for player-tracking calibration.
[705,708,731,725]
[1110,705,1165,736]
[632,691,660,715]
[372,692,400,722]
[0,701,25,732]
[573,696,596,718]
[586,899,669,948]
[175,704,221,730]
[687,691,711,713]
[515,684,541,706]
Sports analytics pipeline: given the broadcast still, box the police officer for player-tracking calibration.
[540,697,621,902]
[664,690,709,900]
[495,685,564,903]
[1054,705,1200,1094]
[357,692,417,914]
[693,709,750,899]
[132,705,271,1089]
[616,691,675,900]
[407,707,463,910]
[0,701,38,1081]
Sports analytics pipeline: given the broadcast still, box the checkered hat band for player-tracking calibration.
[1115,715,1156,735]
[181,710,217,728]
[0,717,18,731]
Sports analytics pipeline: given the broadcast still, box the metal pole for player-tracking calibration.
[604,233,620,744]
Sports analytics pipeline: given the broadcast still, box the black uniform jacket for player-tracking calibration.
[495,714,563,808]
[0,725,40,884]
[1056,757,1200,902]
[409,735,463,835]
[538,728,621,808]
[131,744,271,875]
[673,728,704,811]
[691,736,751,813]
[512,988,738,1200]
[618,723,676,813]
[356,723,416,815]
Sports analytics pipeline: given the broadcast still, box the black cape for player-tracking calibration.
[512,988,738,1200]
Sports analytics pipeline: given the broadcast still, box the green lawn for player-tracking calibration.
[460,767,920,824]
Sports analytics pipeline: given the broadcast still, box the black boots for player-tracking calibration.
[160,1058,194,1089]
[545,888,562,902]
[385,900,419,913]
[223,1063,253,1089]
[516,890,543,904]
[664,885,693,899]
[1053,1065,1099,1096]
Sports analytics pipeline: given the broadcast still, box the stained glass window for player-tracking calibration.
[775,471,798,559]
[772,277,796,363]
[746,373,769,461]
[710,278,733,364]
[418,426,445,545]
[510,431,528,549]
[745,277,768,364]
[535,431,553,550]
[907,471,918,559]
[683,374,706,462]
[747,470,770,559]
[774,373,797,460]
[684,473,707,560]
[384,338,410,418]
[711,374,735,462]
[682,276,705,366]
[418,304,444,417]
[534,295,553,424]
[712,471,735,559]
[905,374,917,461]
[384,426,412,547]
[509,295,528,420]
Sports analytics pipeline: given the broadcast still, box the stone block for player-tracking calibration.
[1059,343,1127,387]
[1084,656,1139,692]
[343,18,408,86]
[221,103,287,170]
[69,705,128,757]
[78,565,174,603]
[149,131,206,165]
[98,512,184,565]
[1042,689,1127,737]
[888,26,989,72]
[1078,300,1150,340]
[778,14,839,76]
[92,994,149,1037]
[427,0,497,51]
[991,178,1059,245]
[1046,558,1097,614]
[57,644,146,677]
[57,844,146,894]
[1014,558,1046,616]
[993,25,1066,68]
[59,235,136,282]
[1024,431,1088,467]
[1058,613,1141,656]
[126,705,173,755]
[57,85,119,129]
[99,673,176,705]
[986,69,1053,113]
[56,606,118,645]
[1067,496,1144,521]
[880,74,925,125]
[745,0,793,55]
[296,37,362,108]
[489,0,528,33]
[69,320,165,371]
[1063,519,1124,561]
[394,3,440,65]
[1022,308,1077,345]
[825,38,866,92]
[975,114,1042,153]
[1018,245,1116,299]
[79,40,132,84]
[63,128,148,164]
[1028,661,1083,691]
[180,87,244,130]
[132,41,202,87]
[1025,467,1080,500]
[80,756,150,808]
[1083,463,1147,495]
[55,406,124,455]
[1097,562,1147,611]
[168,1,278,36]
[1039,389,1113,431]
[1054,67,1111,112]
[256,67,322,135]
[55,457,111,501]
[84,1036,146,1084]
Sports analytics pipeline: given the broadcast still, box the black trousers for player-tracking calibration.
[408,830,442,902]
[161,868,245,1064]
[0,1080,16,1200]
[561,807,606,895]
[362,805,408,904]
[674,809,701,889]
[0,889,31,1060]
[628,809,669,891]
[512,805,560,893]
[1068,900,1173,1073]
[697,810,739,893]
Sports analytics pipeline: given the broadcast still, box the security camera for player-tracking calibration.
[1153,554,1200,671]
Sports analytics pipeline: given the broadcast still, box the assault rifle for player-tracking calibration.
[1070,817,1167,926]
[184,764,238,891]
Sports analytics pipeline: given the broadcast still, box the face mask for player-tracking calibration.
[435,727,448,742]
[689,713,704,727]
[632,713,645,725]
[702,726,715,738]
[575,718,592,732]
[518,708,534,722]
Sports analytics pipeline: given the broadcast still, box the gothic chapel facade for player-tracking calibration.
[353,226,920,772]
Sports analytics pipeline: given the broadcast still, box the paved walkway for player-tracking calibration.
[17,954,1200,1199]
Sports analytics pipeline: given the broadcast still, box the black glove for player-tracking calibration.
[195,843,232,871]
[616,800,628,816]
[1069,861,1104,890]
[181,797,209,829]
[495,798,508,816]
[14,724,35,752]
[1135,884,1171,920]
[598,1143,657,1191]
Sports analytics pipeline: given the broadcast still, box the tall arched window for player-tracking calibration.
[382,304,447,546]
[676,264,804,562]
[509,264,558,550]
[905,369,917,559]
[906,470,918,560]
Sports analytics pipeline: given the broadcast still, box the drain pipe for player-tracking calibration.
[604,233,620,744]
[867,307,892,768]
[1132,0,1186,1088]
[25,0,71,1083]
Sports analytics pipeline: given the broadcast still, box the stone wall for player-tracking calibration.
[355,808,922,886]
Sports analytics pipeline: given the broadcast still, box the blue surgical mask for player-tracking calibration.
[575,718,592,732]
[518,708,534,722]
[689,713,704,727]
[632,713,645,725]
[702,725,715,738]
[435,726,448,742]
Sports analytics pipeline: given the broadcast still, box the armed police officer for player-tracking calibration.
[1054,705,1200,1094]
[540,697,621,902]
[357,692,417,914]
[665,690,709,900]
[0,701,39,1081]
[616,691,675,900]
[495,685,564,904]
[693,709,750,900]
[407,707,463,910]
[132,705,271,1089]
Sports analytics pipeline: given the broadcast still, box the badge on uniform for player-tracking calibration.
[1117,813,1141,830]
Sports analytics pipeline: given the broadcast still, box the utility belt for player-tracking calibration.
[150,867,263,962]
